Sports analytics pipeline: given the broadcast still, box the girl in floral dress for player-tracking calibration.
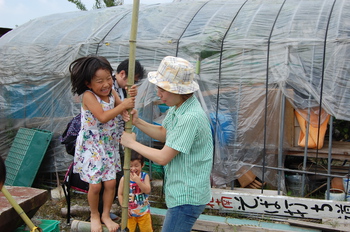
[69,55,136,232]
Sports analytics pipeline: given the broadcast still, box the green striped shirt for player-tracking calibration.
[162,95,213,208]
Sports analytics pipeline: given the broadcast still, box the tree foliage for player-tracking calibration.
[68,0,123,11]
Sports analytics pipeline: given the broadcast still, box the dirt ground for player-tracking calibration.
[31,185,165,232]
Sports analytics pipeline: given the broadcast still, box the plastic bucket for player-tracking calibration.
[343,178,350,201]
[325,188,345,201]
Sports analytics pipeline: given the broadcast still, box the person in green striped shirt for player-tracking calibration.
[121,56,213,232]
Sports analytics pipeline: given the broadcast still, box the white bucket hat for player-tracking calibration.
[147,56,199,94]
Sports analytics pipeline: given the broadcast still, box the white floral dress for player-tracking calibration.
[73,90,122,184]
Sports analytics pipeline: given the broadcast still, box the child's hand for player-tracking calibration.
[121,97,135,110]
[127,85,138,97]
[122,109,139,124]
[122,110,130,122]
[130,172,141,183]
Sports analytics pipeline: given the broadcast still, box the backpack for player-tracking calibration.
[60,113,81,155]
[63,162,89,193]
[61,162,89,224]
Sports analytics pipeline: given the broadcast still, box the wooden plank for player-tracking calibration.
[208,188,350,220]
[193,219,292,232]
[287,141,350,160]
[288,219,348,232]
[151,207,320,232]
[322,218,350,230]
[286,151,350,161]
[0,186,48,231]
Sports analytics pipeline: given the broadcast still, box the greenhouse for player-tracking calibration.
[1,0,350,200]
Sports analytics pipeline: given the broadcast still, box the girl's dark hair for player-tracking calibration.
[0,157,6,186]
[70,55,113,95]
[131,150,144,165]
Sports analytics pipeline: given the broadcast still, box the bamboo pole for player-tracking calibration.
[1,186,41,232]
[121,0,140,230]
[70,220,109,232]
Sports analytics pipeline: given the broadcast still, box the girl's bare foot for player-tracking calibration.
[101,214,119,232]
[91,213,102,232]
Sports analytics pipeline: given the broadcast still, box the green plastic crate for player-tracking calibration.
[5,127,52,187]
[14,219,60,232]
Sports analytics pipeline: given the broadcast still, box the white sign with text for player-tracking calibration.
[207,188,350,220]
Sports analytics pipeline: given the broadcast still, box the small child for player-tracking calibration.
[118,151,153,232]
[70,55,136,232]
[0,157,6,190]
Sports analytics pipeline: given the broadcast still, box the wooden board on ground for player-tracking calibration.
[288,219,348,232]
[0,186,48,231]
[151,207,320,232]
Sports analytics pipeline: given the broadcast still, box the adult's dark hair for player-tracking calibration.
[70,55,113,95]
[116,59,146,80]
[131,150,144,165]
[180,93,193,101]
[0,157,6,186]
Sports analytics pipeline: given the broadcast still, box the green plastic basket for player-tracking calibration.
[14,220,60,232]
[5,127,52,187]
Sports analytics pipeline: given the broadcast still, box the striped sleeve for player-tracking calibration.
[165,113,198,154]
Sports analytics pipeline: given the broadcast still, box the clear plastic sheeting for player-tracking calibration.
[1,0,350,189]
